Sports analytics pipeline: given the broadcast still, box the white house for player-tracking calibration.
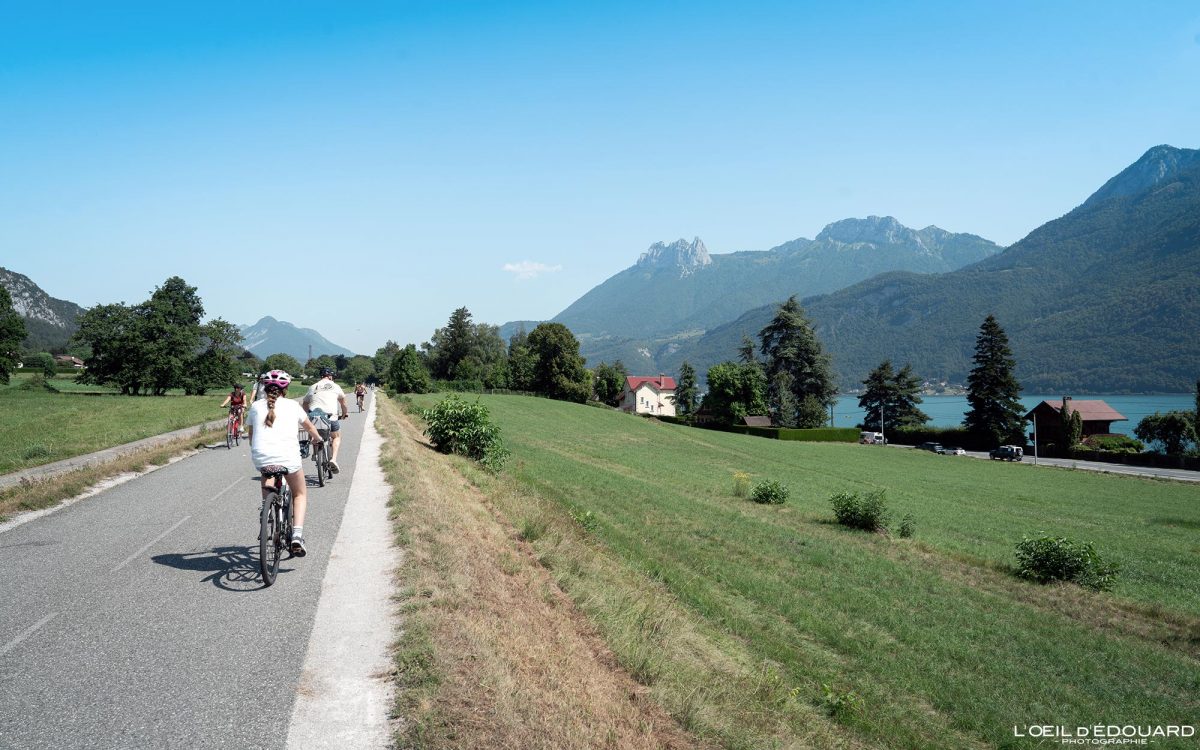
[620,375,677,416]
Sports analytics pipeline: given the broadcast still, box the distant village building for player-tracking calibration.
[741,416,772,427]
[620,376,677,416]
[54,355,85,369]
[1024,397,1127,453]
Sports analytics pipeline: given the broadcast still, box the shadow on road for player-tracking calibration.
[152,545,290,591]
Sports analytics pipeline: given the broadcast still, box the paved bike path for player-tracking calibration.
[0,397,370,750]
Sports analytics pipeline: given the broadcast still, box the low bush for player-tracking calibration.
[830,489,890,531]
[897,513,916,538]
[732,471,751,498]
[750,480,789,505]
[1082,434,1144,454]
[1014,534,1119,591]
[421,395,509,472]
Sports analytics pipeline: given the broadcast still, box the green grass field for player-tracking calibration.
[411,393,1200,749]
[0,373,231,474]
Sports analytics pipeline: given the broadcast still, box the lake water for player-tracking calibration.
[831,394,1195,438]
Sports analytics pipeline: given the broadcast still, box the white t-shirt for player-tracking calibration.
[248,397,308,472]
[305,379,346,418]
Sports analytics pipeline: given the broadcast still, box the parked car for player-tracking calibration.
[989,445,1024,461]
[938,446,966,455]
[916,442,944,453]
[859,431,885,445]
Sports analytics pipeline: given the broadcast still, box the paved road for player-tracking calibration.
[897,445,1199,483]
[0,397,372,750]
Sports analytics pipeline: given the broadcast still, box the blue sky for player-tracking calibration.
[3,1,1198,355]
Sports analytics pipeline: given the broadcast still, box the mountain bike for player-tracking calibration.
[258,466,294,586]
[226,407,243,450]
[306,411,334,487]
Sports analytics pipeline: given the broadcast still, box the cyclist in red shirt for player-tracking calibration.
[220,383,249,435]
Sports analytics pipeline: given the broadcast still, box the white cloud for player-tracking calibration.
[502,260,563,280]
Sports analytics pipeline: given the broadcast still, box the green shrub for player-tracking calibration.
[897,513,916,538]
[570,508,599,532]
[817,683,863,718]
[750,479,789,505]
[830,489,890,531]
[732,471,751,498]
[1014,534,1119,591]
[1082,434,1144,454]
[421,395,509,472]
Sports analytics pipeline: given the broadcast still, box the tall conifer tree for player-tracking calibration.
[964,315,1025,445]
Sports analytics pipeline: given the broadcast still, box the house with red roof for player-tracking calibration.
[620,375,677,416]
[1024,397,1127,454]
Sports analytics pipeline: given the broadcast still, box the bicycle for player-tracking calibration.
[226,407,244,450]
[258,465,294,586]
[356,393,365,412]
[305,411,335,487]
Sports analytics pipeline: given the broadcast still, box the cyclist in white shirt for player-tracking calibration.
[247,370,324,556]
[302,367,349,474]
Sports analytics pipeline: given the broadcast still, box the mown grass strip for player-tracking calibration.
[0,378,224,474]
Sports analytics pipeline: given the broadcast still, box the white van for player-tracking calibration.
[860,431,885,445]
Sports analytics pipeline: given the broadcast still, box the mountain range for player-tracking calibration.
[0,268,355,361]
[502,144,1200,393]
[0,267,85,352]
[237,316,356,361]
[500,216,1002,367]
[661,145,1200,392]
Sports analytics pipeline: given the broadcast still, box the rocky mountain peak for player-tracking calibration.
[816,216,918,246]
[1083,144,1200,207]
[636,237,712,275]
[0,267,84,329]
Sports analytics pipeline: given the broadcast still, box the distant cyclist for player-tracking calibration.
[219,383,249,435]
[303,367,349,474]
[354,382,366,411]
[251,373,270,402]
[247,370,324,556]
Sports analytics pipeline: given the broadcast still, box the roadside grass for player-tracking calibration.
[0,425,223,522]
[375,396,726,750]
[408,393,1200,750]
[0,377,228,474]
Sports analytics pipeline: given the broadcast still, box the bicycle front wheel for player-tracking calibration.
[226,424,234,450]
[316,444,326,487]
[259,494,282,585]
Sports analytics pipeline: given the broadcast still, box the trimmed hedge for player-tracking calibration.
[888,425,991,451]
[655,416,858,443]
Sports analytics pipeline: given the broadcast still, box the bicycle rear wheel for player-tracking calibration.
[226,422,234,450]
[259,494,282,585]
[316,443,327,487]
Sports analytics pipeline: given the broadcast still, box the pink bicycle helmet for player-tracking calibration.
[262,370,292,389]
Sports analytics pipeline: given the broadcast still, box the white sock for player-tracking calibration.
[292,525,303,539]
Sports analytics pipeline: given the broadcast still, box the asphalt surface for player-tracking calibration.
[899,445,1200,483]
[0,396,371,750]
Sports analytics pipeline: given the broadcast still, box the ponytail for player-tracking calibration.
[265,384,285,427]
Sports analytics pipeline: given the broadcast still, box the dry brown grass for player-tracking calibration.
[377,396,710,750]
[0,427,223,522]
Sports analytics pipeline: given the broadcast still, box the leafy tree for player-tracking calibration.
[964,315,1025,446]
[593,361,628,406]
[141,276,205,395]
[38,352,58,378]
[75,303,146,394]
[184,318,243,395]
[0,287,28,384]
[768,370,799,427]
[1195,378,1199,435]
[373,340,402,378]
[1063,401,1083,455]
[344,355,375,385]
[702,361,767,424]
[675,361,699,416]
[263,352,303,375]
[527,322,590,403]
[758,296,836,428]
[424,307,507,383]
[334,354,350,371]
[305,354,337,378]
[507,329,535,391]
[237,351,263,376]
[737,335,757,365]
[1134,411,1198,455]
[858,360,929,432]
[389,344,431,394]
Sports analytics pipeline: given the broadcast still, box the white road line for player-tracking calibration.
[0,612,59,657]
[111,516,192,573]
